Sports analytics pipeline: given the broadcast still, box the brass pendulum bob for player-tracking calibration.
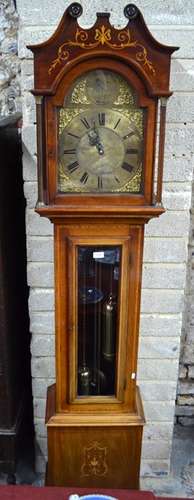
[102,293,116,361]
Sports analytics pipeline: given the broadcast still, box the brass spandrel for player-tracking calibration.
[113,166,142,193]
[63,71,136,108]
[113,80,135,107]
[115,108,143,134]
[58,162,84,192]
[71,80,90,105]
[59,108,84,134]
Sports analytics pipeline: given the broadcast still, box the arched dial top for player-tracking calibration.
[58,70,144,194]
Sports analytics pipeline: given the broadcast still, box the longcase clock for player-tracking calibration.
[28,2,177,489]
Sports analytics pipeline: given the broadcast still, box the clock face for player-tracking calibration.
[57,70,144,193]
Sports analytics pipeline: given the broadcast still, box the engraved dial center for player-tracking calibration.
[77,127,125,175]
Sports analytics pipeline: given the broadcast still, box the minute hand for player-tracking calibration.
[88,129,104,156]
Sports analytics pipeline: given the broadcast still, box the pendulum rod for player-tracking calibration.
[97,256,102,394]
[110,253,113,295]
[82,250,87,369]
[78,248,91,396]
[93,253,98,392]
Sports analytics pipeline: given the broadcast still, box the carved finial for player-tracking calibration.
[68,2,83,19]
[124,4,139,20]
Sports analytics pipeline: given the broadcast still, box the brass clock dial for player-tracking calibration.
[58,70,144,193]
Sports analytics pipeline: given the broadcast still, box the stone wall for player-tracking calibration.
[16,0,194,479]
[0,0,21,116]
[176,196,194,426]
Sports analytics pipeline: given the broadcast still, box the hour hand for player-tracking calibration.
[88,128,99,146]
[88,128,104,156]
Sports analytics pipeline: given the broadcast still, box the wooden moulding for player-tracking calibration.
[29,3,178,213]
[28,3,178,98]
[45,385,145,488]
[53,223,143,414]
[45,384,145,427]
[36,205,165,222]
[43,59,157,209]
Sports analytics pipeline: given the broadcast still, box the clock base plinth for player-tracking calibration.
[45,385,145,489]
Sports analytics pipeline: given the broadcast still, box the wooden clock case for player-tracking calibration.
[28,2,177,489]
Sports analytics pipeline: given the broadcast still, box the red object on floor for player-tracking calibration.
[0,487,152,499]
[0,486,191,500]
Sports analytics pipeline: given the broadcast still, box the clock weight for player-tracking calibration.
[78,365,91,396]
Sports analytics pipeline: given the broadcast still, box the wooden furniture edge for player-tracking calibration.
[36,205,165,220]
[46,384,145,427]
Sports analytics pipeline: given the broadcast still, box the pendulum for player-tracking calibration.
[102,293,117,361]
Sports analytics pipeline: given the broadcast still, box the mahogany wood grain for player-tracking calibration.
[29,3,178,213]
[28,5,178,97]
[36,206,165,221]
[46,385,144,489]
[44,60,156,209]
[29,2,177,489]
[53,223,144,414]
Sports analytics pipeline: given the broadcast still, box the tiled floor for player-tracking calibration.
[0,425,194,497]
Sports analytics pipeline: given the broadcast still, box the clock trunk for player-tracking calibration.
[28,1,177,488]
